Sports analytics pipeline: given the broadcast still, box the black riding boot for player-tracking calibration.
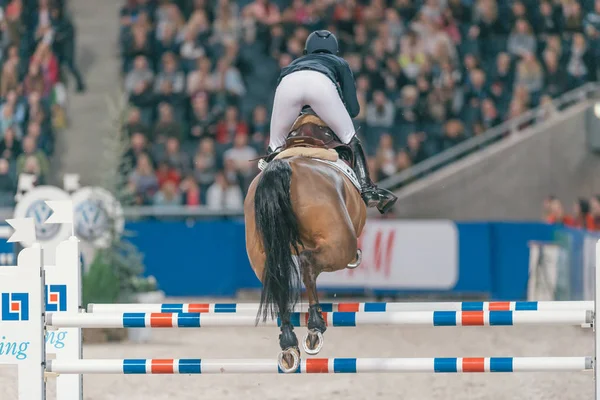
[349,136,398,214]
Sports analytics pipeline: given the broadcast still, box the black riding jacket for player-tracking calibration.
[277,53,361,118]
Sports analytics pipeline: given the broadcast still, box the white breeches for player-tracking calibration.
[269,70,356,149]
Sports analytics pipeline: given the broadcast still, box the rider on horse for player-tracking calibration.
[267,30,398,214]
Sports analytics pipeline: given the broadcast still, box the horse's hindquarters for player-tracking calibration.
[288,158,362,271]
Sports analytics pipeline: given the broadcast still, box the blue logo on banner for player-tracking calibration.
[25,200,61,240]
[75,200,109,242]
[1,293,29,321]
[45,285,67,312]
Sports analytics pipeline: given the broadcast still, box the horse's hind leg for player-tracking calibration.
[300,250,326,355]
[300,228,358,355]
[278,311,300,372]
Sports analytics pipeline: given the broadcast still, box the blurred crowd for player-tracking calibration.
[0,0,84,206]
[544,195,600,231]
[120,0,600,208]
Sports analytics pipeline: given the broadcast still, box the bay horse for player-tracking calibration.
[244,111,367,372]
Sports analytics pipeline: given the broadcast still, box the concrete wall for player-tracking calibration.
[392,101,600,220]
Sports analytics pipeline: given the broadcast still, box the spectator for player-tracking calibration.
[187,56,213,97]
[193,137,218,198]
[154,52,186,96]
[216,105,247,145]
[180,175,201,206]
[396,149,412,173]
[543,50,567,98]
[16,135,50,178]
[0,158,15,197]
[439,119,465,152]
[545,197,573,225]
[156,23,180,65]
[125,55,154,95]
[206,170,243,209]
[406,132,427,164]
[122,132,150,175]
[223,133,257,191]
[153,102,182,142]
[566,33,594,90]
[0,105,21,139]
[3,89,26,127]
[122,22,153,72]
[22,155,45,185]
[569,198,595,230]
[249,104,269,139]
[562,1,583,34]
[481,99,501,130]
[26,121,52,155]
[212,4,240,44]
[508,19,537,57]
[535,1,561,37]
[1,59,19,97]
[375,133,396,180]
[590,195,600,230]
[397,85,421,127]
[212,58,246,103]
[0,126,22,161]
[366,90,395,130]
[153,181,183,206]
[125,107,149,138]
[23,62,45,96]
[32,43,60,97]
[50,5,86,92]
[515,53,544,96]
[584,1,600,38]
[160,136,190,174]
[4,2,24,49]
[128,153,159,205]
[156,160,181,188]
[188,93,218,141]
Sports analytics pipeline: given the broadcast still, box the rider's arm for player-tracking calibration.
[337,60,360,118]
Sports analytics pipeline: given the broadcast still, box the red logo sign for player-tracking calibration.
[347,225,396,278]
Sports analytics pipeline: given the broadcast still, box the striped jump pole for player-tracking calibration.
[46,310,594,328]
[46,357,593,375]
[87,300,594,314]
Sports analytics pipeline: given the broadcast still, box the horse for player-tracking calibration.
[244,110,367,373]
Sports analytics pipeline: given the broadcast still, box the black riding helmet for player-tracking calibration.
[304,30,339,55]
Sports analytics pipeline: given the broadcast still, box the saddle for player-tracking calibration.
[265,108,354,167]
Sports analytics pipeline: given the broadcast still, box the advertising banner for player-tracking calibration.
[317,220,459,290]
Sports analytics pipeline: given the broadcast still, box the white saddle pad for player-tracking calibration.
[258,157,360,191]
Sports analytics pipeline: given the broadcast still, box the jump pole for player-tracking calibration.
[46,309,593,328]
[47,357,593,374]
[88,300,595,314]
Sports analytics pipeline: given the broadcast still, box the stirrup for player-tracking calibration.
[360,187,382,208]
[374,188,397,214]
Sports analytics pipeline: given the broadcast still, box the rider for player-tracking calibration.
[267,30,398,214]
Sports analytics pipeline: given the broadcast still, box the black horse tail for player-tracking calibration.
[254,158,302,324]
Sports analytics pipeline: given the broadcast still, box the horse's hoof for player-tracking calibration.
[278,347,300,373]
[347,249,362,269]
[302,330,324,355]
